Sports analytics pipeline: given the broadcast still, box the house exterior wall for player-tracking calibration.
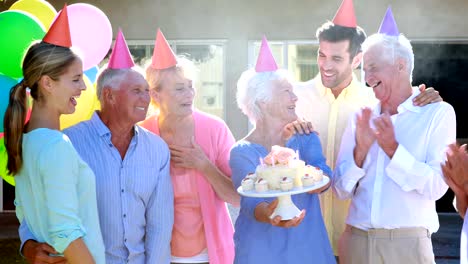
[2,0,467,138]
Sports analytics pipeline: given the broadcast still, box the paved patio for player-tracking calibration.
[0,210,463,263]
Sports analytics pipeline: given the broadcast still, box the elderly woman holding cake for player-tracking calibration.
[230,37,336,263]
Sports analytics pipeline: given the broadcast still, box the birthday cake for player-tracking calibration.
[240,145,324,192]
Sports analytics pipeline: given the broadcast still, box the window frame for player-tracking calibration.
[248,39,320,69]
[126,39,228,120]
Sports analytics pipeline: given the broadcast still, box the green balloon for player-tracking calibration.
[0,10,45,78]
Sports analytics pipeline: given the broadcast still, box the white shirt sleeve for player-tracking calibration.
[333,113,367,200]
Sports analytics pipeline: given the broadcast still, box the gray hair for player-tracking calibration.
[362,33,414,82]
[236,69,291,123]
[96,66,145,101]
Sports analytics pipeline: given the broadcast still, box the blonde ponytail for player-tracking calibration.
[4,81,28,175]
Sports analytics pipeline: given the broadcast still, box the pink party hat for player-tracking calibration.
[108,29,135,69]
[151,29,177,70]
[43,4,72,47]
[255,36,278,72]
[332,0,357,28]
[378,6,399,36]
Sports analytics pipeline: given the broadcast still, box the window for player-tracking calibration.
[248,40,367,83]
[249,40,319,82]
[412,41,468,141]
[126,40,227,119]
[411,41,468,213]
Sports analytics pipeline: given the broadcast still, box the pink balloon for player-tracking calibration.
[65,3,112,70]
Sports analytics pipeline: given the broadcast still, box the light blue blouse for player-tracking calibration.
[230,133,336,264]
[15,128,105,263]
[19,112,174,264]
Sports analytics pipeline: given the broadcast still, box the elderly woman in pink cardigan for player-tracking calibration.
[140,29,239,264]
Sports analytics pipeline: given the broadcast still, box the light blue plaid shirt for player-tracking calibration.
[20,112,174,264]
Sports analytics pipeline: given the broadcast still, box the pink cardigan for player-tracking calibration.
[140,110,235,264]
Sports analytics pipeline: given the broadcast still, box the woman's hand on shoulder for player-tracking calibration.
[413,84,442,106]
[282,119,317,141]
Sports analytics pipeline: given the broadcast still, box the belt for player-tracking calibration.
[349,226,431,239]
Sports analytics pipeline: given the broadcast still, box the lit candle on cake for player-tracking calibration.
[288,158,305,187]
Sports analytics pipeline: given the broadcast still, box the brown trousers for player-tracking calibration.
[338,225,435,264]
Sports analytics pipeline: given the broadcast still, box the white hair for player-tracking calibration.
[96,65,145,101]
[236,68,291,123]
[362,33,414,82]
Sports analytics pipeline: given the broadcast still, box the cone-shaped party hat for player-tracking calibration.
[332,0,357,28]
[255,36,278,72]
[151,29,177,69]
[43,4,72,47]
[108,29,135,69]
[378,6,400,36]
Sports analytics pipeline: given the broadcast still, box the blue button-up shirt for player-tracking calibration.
[20,112,174,263]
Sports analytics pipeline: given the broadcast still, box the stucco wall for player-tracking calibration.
[3,0,467,138]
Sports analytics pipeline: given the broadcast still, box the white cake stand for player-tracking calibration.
[237,176,330,220]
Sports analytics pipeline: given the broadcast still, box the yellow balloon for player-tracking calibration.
[9,0,57,30]
[93,90,101,111]
[0,137,15,186]
[60,76,98,130]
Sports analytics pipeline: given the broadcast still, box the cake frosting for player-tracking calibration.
[239,146,325,193]
[241,177,254,191]
[302,174,315,187]
[255,178,269,192]
[305,165,323,182]
[279,176,293,191]
[245,172,257,182]
[256,145,305,190]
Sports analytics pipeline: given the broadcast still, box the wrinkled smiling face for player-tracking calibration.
[317,40,354,90]
[153,70,195,117]
[363,45,399,104]
[264,78,298,123]
[113,71,150,123]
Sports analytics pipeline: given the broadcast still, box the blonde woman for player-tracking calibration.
[4,13,105,264]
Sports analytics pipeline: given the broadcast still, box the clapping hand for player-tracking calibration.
[355,108,376,151]
[442,143,468,217]
[442,143,468,190]
[353,108,376,167]
[373,113,398,158]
